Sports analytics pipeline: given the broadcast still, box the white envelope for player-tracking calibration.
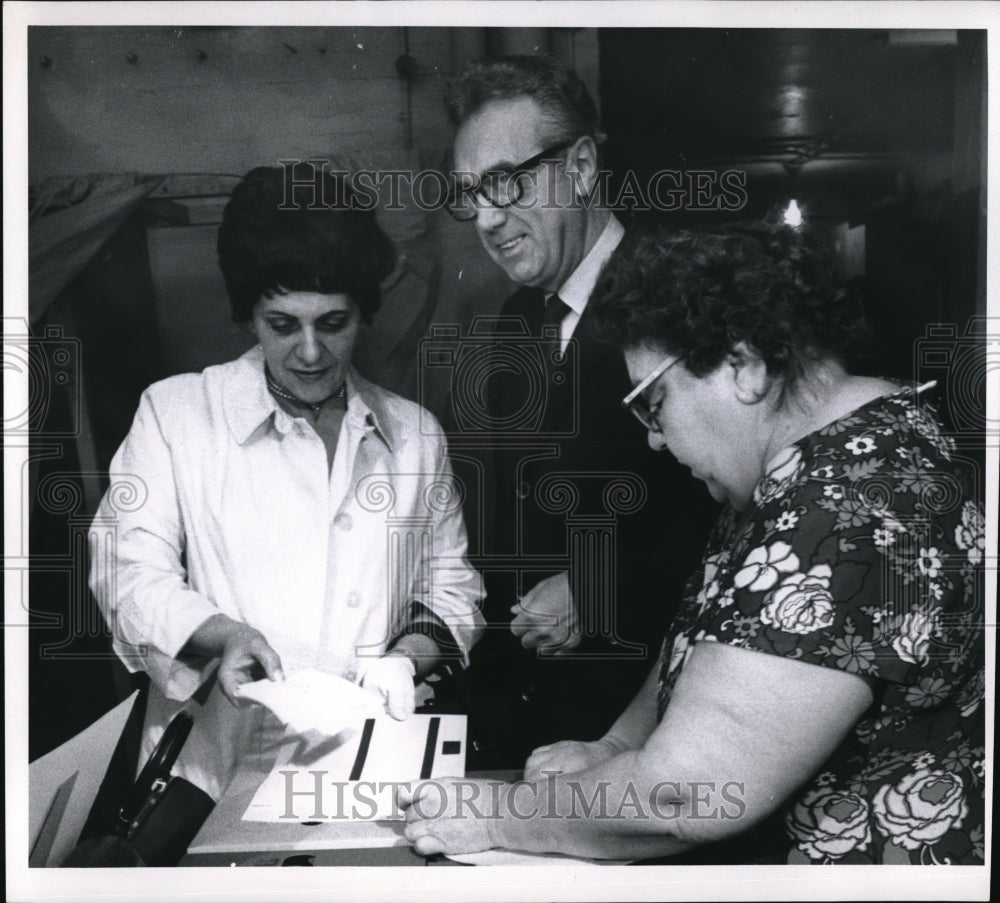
[236,668,383,736]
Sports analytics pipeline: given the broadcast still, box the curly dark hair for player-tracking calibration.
[445,54,606,150]
[217,164,395,323]
[591,221,868,398]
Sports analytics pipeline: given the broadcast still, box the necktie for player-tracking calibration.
[540,293,571,352]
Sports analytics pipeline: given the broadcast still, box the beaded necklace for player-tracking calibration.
[265,366,346,417]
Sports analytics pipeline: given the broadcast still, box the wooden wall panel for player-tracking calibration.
[28,26,420,177]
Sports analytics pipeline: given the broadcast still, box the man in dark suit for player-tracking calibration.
[443,55,716,766]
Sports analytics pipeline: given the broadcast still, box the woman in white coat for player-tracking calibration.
[90,166,484,801]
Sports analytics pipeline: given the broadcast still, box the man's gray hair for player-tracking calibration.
[446,54,607,148]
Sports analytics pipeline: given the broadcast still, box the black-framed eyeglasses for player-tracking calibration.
[446,142,573,222]
[621,355,683,434]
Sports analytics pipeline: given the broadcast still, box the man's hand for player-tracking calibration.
[523,738,624,781]
[360,654,416,720]
[399,777,501,856]
[510,571,580,653]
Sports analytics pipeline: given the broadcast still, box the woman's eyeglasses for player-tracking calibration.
[621,355,683,433]
[446,142,572,222]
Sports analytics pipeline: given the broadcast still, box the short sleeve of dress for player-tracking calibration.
[694,391,983,692]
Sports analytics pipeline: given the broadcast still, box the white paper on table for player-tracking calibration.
[242,713,467,823]
[236,668,383,736]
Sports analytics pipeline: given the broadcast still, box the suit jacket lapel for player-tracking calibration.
[487,286,545,431]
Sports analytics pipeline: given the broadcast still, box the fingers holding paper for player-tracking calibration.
[182,614,285,706]
[217,625,284,705]
[359,654,416,720]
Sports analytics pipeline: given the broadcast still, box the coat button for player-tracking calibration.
[346,591,361,608]
[334,512,353,531]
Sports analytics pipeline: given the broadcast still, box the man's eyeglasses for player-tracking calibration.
[621,355,683,433]
[446,142,572,222]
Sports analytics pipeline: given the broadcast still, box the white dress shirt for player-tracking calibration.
[550,215,625,352]
[90,346,484,799]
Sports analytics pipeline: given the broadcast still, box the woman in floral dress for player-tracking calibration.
[398,222,985,865]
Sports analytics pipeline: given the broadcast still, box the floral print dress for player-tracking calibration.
[656,385,986,864]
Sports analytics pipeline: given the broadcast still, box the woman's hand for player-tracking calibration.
[524,738,624,780]
[182,614,283,706]
[399,777,500,856]
[360,654,416,719]
[217,623,284,705]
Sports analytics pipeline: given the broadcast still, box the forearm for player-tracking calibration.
[490,751,704,861]
[497,642,875,860]
[386,632,442,681]
[600,662,661,752]
[408,644,875,861]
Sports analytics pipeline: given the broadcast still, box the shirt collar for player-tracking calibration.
[344,368,398,453]
[224,346,397,452]
[552,215,625,315]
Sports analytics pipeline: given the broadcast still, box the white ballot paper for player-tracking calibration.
[237,668,383,736]
[243,711,468,823]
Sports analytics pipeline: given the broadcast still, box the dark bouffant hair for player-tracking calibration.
[592,221,868,400]
[217,164,395,323]
[446,54,606,149]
